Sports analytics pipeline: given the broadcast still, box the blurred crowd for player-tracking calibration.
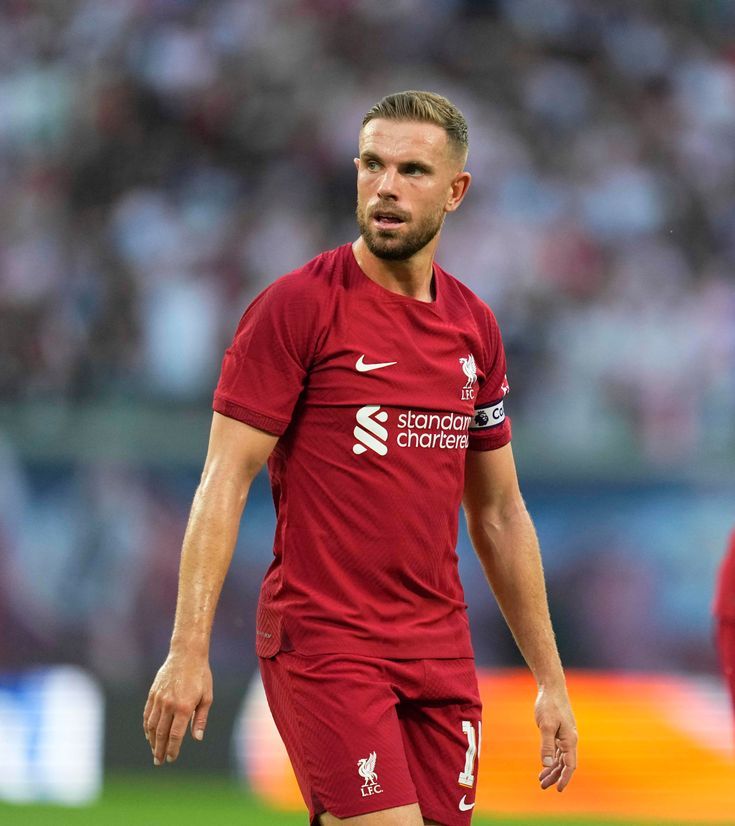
[1,0,735,681]
[1,0,734,461]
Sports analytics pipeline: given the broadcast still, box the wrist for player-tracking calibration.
[535,671,568,694]
[169,632,210,658]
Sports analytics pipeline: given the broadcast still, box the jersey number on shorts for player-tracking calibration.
[458,720,481,787]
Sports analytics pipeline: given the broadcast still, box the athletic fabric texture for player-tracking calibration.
[260,651,482,826]
[214,244,511,660]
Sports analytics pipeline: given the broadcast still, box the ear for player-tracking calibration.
[445,171,472,213]
[353,157,360,171]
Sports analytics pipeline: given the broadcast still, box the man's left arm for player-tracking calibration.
[462,442,577,792]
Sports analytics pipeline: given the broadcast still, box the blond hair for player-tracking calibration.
[362,90,468,161]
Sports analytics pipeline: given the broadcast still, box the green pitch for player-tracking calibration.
[0,775,714,826]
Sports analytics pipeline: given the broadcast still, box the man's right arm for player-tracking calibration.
[143,411,278,766]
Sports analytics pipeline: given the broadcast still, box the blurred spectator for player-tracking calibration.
[1,0,734,679]
[0,0,732,462]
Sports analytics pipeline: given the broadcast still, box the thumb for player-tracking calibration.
[191,696,212,742]
[540,723,557,767]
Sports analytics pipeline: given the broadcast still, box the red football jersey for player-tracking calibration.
[714,529,735,622]
[214,244,511,658]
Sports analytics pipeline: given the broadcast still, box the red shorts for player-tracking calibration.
[259,652,482,825]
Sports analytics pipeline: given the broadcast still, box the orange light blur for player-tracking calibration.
[240,668,735,822]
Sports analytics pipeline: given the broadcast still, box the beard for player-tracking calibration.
[356,200,445,261]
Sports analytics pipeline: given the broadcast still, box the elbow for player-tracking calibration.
[464,496,531,556]
[463,492,528,533]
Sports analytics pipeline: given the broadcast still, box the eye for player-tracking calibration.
[404,165,425,176]
[365,159,380,172]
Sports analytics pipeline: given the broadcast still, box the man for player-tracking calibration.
[143,90,577,826]
[714,528,735,729]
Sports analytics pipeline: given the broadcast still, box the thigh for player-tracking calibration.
[319,802,424,825]
[398,659,482,826]
[260,652,419,823]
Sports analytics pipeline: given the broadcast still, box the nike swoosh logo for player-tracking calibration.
[355,355,398,372]
[458,795,475,812]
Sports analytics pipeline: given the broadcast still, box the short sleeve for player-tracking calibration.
[468,306,512,451]
[213,276,320,436]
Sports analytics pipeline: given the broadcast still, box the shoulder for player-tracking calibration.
[238,246,350,359]
[252,247,344,319]
[248,245,349,326]
[263,246,343,301]
[435,262,502,336]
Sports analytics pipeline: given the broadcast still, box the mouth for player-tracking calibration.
[371,210,407,230]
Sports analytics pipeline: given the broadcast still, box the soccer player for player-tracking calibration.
[143,90,577,826]
[714,528,735,729]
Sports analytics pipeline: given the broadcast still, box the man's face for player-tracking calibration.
[355,119,466,261]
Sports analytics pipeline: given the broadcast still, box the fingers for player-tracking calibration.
[538,732,578,792]
[144,699,161,754]
[191,694,212,742]
[165,714,189,763]
[539,720,557,769]
[143,692,154,746]
[143,658,213,766]
[144,694,212,764]
[557,759,575,793]
[538,746,561,784]
[146,700,195,765]
[535,689,578,793]
[143,692,153,729]
[153,708,174,765]
[555,731,577,793]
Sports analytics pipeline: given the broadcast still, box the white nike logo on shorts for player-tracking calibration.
[355,355,398,372]
[458,795,475,811]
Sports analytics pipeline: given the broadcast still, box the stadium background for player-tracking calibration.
[1,0,734,823]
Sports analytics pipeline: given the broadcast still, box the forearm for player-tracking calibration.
[467,500,565,689]
[462,444,577,788]
[169,471,250,656]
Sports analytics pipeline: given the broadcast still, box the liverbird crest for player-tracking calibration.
[357,751,378,786]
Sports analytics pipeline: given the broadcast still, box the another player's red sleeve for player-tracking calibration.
[213,275,321,436]
[468,305,512,452]
[714,529,735,622]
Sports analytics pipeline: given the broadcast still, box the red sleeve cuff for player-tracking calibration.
[213,395,290,436]
[467,418,512,452]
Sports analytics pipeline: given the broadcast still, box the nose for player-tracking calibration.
[376,167,399,201]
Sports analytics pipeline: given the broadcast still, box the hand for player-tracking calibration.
[143,651,213,766]
[535,685,577,792]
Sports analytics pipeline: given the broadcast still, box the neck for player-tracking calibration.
[352,236,438,302]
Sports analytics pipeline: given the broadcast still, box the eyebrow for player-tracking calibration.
[360,150,434,173]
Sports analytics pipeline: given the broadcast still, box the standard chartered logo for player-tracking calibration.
[353,405,389,455]
[353,406,474,457]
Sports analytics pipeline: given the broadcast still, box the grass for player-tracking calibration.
[0,774,717,825]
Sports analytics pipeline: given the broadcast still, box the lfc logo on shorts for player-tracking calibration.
[357,751,383,797]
